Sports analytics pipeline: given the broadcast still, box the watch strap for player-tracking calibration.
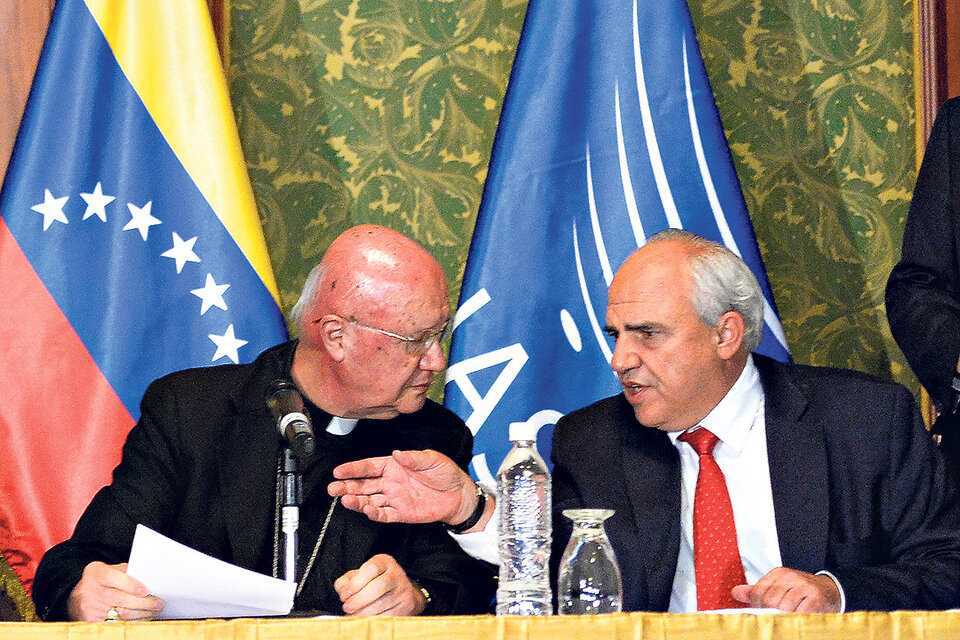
[444,483,486,534]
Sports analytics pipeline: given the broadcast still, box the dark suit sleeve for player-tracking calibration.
[829,385,960,610]
[399,521,496,614]
[391,408,496,614]
[549,416,587,589]
[886,97,960,408]
[32,377,187,621]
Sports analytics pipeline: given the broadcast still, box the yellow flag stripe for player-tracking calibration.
[84,0,281,303]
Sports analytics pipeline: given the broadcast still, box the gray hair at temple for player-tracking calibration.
[646,229,765,353]
[289,262,328,333]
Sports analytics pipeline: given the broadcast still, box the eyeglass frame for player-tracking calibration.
[344,317,451,356]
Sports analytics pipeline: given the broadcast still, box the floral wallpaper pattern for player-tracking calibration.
[229,0,919,395]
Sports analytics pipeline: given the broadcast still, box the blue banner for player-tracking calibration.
[445,0,789,484]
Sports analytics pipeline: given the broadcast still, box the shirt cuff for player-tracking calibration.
[816,570,846,613]
[448,485,499,565]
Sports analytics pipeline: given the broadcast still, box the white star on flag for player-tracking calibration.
[190,273,230,315]
[123,201,161,241]
[161,232,201,273]
[31,189,69,230]
[80,182,115,222]
[209,324,248,364]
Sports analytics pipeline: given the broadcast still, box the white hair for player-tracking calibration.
[289,262,327,332]
[647,229,765,352]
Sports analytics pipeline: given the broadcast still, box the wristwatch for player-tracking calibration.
[444,483,487,534]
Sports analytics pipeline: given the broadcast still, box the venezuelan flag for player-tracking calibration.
[0,0,287,587]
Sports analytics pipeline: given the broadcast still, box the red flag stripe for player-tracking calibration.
[0,218,134,589]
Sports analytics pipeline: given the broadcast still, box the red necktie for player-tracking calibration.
[678,427,747,610]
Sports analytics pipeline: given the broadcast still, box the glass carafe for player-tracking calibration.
[557,509,623,614]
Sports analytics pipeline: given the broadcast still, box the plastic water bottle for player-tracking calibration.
[496,421,552,615]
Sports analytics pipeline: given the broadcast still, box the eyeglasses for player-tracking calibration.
[347,318,451,356]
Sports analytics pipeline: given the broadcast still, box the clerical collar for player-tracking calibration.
[326,416,358,436]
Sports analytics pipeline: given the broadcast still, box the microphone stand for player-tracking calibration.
[279,446,302,583]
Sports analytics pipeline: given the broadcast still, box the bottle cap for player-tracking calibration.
[509,421,538,442]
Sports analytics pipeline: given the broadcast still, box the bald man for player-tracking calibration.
[32,225,495,621]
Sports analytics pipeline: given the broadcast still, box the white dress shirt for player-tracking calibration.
[666,355,782,611]
[666,355,844,612]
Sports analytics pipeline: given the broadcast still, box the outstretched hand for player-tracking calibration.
[329,449,477,526]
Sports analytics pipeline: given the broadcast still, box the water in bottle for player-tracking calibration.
[496,421,552,615]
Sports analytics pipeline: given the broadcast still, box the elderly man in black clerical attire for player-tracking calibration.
[32,224,494,621]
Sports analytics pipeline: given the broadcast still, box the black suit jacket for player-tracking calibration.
[33,341,494,620]
[551,355,960,611]
[887,96,960,410]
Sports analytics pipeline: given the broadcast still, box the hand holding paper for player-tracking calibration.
[126,524,295,619]
[65,561,163,622]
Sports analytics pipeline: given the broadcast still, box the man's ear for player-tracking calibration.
[316,314,347,362]
[715,311,745,360]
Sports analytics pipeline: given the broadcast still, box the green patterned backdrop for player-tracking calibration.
[228,0,920,397]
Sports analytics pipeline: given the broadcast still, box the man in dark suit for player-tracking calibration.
[32,224,495,621]
[331,229,960,612]
[886,96,960,475]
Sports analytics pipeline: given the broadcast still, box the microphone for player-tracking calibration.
[266,380,316,458]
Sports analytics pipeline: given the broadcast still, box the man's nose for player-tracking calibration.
[419,338,447,372]
[610,339,639,374]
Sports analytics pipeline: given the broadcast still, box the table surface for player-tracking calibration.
[3,611,960,640]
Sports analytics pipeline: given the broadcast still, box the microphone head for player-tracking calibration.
[265,380,315,459]
[266,379,300,406]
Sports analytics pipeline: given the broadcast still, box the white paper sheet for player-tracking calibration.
[126,524,296,620]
